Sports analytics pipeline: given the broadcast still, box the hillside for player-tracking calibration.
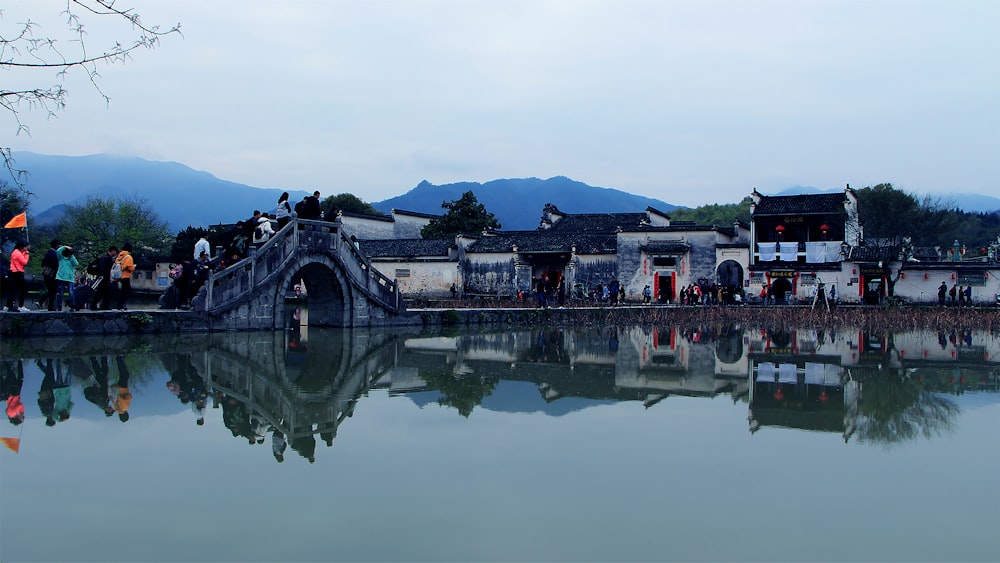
[374,176,679,231]
[12,152,309,230]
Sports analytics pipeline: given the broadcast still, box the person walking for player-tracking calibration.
[54,245,79,311]
[115,243,136,310]
[193,236,210,262]
[5,240,29,312]
[36,239,60,310]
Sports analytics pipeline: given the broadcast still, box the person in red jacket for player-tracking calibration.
[5,240,29,312]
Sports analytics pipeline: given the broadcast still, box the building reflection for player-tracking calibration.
[3,315,998,462]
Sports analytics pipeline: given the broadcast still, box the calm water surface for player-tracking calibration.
[1,319,998,562]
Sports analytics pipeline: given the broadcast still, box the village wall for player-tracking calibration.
[392,214,431,239]
[340,216,395,240]
[572,254,616,293]
[374,259,458,298]
[462,254,517,296]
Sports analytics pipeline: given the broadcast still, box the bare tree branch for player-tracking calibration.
[1,1,181,190]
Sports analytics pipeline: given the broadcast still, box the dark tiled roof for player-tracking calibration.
[359,238,454,258]
[466,231,617,254]
[753,193,847,216]
[392,209,440,219]
[342,211,393,222]
[548,212,649,233]
[848,244,900,262]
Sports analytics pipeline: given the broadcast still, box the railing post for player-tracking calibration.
[206,271,214,309]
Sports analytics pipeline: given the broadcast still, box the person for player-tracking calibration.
[54,245,79,311]
[91,246,118,310]
[608,277,619,306]
[938,281,947,305]
[2,359,25,425]
[115,243,136,310]
[964,285,972,305]
[243,210,262,241]
[450,283,457,298]
[226,222,248,261]
[949,283,957,305]
[299,191,322,220]
[36,239,61,311]
[252,213,275,245]
[642,284,651,304]
[112,355,132,423]
[275,192,292,230]
[829,284,838,304]
[534,276,548,308]
[71,273,93,311]
[5,240,29,312]
[193,236,210,262]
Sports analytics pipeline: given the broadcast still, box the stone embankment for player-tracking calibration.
[3,304,999,338]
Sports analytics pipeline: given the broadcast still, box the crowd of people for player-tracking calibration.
[3,238,136,312]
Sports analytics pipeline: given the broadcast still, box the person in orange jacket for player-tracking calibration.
[115,243,136,310]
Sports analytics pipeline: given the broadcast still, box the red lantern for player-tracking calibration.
[924,272,929,280]
[775,225,785,233]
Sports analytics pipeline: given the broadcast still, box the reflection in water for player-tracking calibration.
[2,315,998,461]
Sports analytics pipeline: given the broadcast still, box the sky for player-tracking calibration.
[4,0,998,208]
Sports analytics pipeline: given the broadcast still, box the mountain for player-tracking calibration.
[12,152,310,230]
[374,176,679,231]
[12,153,680,232]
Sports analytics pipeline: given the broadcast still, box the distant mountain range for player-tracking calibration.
[11,152,1000,232]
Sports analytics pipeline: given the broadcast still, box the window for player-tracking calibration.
[395,269,411,278]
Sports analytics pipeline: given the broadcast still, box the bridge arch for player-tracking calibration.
[277,254,353,328]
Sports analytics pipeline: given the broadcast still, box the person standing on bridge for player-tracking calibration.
[275,192,292,230]
[193,236,210,262]
[253,213,275,245]
[299,191,322,220]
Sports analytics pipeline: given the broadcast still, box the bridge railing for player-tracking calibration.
[205,219,401,314]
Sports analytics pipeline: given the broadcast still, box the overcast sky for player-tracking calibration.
[5,0,998,207]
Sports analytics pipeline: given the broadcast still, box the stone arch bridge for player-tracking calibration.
[197,219,408,330]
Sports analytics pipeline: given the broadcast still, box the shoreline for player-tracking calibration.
[5,302,999,338]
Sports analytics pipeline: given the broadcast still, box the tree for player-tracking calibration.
[420,191,501,239]
[1,2,181,186]
[668,197,752,226]
[856,183,921,250]
[56,195,172,265]
[322,193,379,217]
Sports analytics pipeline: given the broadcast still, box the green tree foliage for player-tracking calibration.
[322,193,380,217]
[419,371,498,418]
[420,191,501,239]
[56,195,172,265]
[668,197,752,226]
[855,183,999,253]
[855,183,921,249]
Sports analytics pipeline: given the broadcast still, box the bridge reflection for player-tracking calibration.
[3,318,997,462]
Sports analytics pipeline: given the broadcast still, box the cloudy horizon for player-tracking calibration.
[4,1,997,207]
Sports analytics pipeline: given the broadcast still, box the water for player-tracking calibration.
[1,321,998,562]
